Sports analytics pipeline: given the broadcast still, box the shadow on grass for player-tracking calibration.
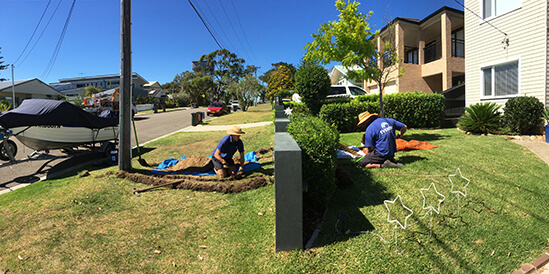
[314,159,393,246]
[404,132,451,142]
[398,155,428,164]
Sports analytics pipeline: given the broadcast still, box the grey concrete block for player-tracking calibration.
[274,132,303,251]
[275,109,286,119]
[275,118,290,133]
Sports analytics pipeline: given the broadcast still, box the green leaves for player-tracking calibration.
[502,96,544,134]
[458,102,501,134]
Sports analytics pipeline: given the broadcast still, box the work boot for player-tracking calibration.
[381,159,403,168]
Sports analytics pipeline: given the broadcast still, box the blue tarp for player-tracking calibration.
[152,152,261,175]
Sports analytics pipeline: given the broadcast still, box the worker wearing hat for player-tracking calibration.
[211,126,246,178]
[357,111,407,168]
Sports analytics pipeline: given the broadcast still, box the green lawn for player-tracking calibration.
[1,125,548,273]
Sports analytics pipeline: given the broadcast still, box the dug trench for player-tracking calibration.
[112,147,275,194]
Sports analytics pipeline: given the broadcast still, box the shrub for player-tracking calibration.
[283,101,310,115]
[319,101,379,133]
[384,92,445,128]
[458,102,501,134]
[276,89,294,99]
[0,99,11,113]
[502,96,544,134]
[353,94,380,103]
[172,92,191,107]
[287,113,339,204]
[295,62,331,115]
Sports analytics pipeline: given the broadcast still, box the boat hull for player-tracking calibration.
[11,126,119,151]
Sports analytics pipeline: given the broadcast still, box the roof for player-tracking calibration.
[57,73,148,85]
[0,78,63,96]
[378,6,463,34]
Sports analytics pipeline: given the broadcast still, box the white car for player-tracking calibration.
[230,100,240,111]
[327,85,368,100]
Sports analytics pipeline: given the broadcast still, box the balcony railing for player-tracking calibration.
[452,38,464,58]
[424,41,441,64]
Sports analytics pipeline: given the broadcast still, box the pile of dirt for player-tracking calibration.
[116,171,272,194]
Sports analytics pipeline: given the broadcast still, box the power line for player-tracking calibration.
[13,0,52,65]
[230,0,257,63]
[218,0,250,59]
[18,0,63,68]
[189,0,223,49]
[199,0,234,51]
[453,0,507,37]
[41,0,76,80]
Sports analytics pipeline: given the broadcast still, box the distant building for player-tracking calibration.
[53,73,149,98]
[329,65,363,88]
[0,78,63,106]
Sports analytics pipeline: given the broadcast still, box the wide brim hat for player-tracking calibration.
[227,126,246,135]
[357,111,378,126]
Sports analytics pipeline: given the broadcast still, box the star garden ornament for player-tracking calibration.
[449,168,470,197]
[284,107,293,116]
[384,195,414,230]
[420,183,446,214]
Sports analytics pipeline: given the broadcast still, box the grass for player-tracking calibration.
[1,117,549,272]
[203,103,273,126]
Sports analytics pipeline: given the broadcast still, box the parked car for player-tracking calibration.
[229,100,240,111]
[207,102,229,116]
[327,85,368,100]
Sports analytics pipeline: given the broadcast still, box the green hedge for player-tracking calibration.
[384,92,445,128]
[319,92,444,132]
[287,113,339,204]
[502,96,544,134]
[319,101,379,133]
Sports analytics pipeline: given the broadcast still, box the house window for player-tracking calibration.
[452,28,464,58]
[404,47,418,64]
[483,0,521,19]
[482,60,519,98]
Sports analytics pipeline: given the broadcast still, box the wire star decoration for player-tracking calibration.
[284,107,293,116]
[384,195,414,230]
[449,168,470,197]
[420,183,446,214]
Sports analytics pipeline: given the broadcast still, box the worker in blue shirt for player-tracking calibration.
[211,126,246,178]
[357,111,407,168]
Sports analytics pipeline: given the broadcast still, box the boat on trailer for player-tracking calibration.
[0,99,119,161]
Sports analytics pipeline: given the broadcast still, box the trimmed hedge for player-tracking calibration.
[320,92,444,132]
[287,113,339,204]
[384,92,445,128]
[319,101,379,133]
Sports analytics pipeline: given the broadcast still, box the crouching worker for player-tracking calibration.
[211,126,246,178]
[357,111,407,169]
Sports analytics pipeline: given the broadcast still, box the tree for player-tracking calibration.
[198,49,245,101]
[173,71,214,106]
[295,61,331,115]
[85,86,102,96]
[259,62,296,87]
[227,74,261,111]
[266,65,294,102]
[0,47,8,82]
[304,0,403,117]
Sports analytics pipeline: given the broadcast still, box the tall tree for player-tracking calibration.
[304,0,403,117]
[227,74,261,111]
[198,49,245,101]
[266,65,294,102]
[0,47,8,82]
[259,62,296,87]
[173,71,214,106]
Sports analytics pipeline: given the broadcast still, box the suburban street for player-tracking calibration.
[0,106,212,192]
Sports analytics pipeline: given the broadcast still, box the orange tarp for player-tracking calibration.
[396,139,438,151]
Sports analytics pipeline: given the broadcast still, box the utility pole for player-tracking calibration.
[119,0,132,171]
[11,64,15,108]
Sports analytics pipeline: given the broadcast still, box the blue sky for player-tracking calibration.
[0,0,463,85]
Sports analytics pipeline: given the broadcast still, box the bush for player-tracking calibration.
[287,113,339,204]
[276,89,294,99]
[458,102,501,134]
[502,96,544,134]
[353,94,380,103]
[172,92,192,107]
[384,92,445,128]
[295,62,331,115]
[283,101,310,115]
[319,101,379,133]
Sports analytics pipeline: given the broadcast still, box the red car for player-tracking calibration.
[207,102,229,116]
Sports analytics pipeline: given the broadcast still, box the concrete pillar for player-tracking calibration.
[441,13,453,91]
[274,132,303,251]
[418,30,425,66]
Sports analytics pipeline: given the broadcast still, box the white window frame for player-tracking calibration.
[480,58,520,100]
[480,0,522,21]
